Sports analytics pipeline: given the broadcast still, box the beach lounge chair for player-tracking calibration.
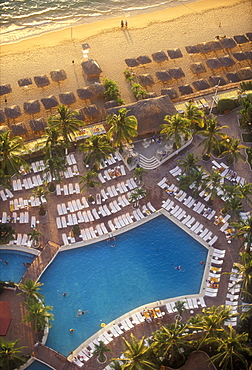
[166,303,173,314]
[100,189,108,201]
[96,224,103,236]
[170,205,180,215]
[67,214,73,226]
[157,177,167,188]
[199,228,209,239]
[72,200,78,212]
[103,204,111,216]
[118,216,126,227]
[208,235,218,246]
[165,200,174,211]
[91,208,100,220]
[131,314,141,325]
[120,165,126,176]
[77,211,84,223]
[114,218,122,229]
[87,210,94,222]
[147,202,156,212]
[214,248,226,257]
[80,229,87,240]
[56,217,62,229]
[100,223,108,234]
[67,201,74,213]
[109,327,119,337]
[176,210,186,220]
[98,206,107,217]
[21,234,28,246]
[198,297,206,308]
[111,185,118,196]
[108,220,116,232]
[120,320,131,331]
[63,184,69,196]
[56,184,61,196]
[81,197,89,208]
[194,224,203,234]
[98,173,106,183]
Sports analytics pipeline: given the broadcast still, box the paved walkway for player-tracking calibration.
[34,345,79,370]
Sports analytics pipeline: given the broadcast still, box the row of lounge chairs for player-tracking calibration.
[205,248,226,297]
[9,195,46,211]
[0,189,13,201]
[212,160,245,186]
[9,233,34,247]
[166,296,206,314]
[56,182,80,196]
[98,165,126,183]
[224,265,242,326]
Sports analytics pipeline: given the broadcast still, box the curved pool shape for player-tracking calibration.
[0,250,34,283]
[27,360,51,370]
[40,215,208,356]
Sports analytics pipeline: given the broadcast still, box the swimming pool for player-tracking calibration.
[27,360,51,370]
[0,250,35,283]
[40,215,208,356]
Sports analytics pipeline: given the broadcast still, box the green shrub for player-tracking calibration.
[217,98,239,114]
[242,133,252,142]
[103,78,123,105]
[240,81,252,91]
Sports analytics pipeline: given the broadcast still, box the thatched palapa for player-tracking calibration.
[185,45,199,54]
[136,56,152,65]
[23,100,41,114]
[83,104,99,118]
[152,51,168,63]
[169,68,185,79]
[0,84,12,96]
[197,42,212,54]
[232,52,247,61]
[29,118,47,132]
[104,100,119,110]
[34,75,50,88]
[81,59,102,79]
[5,105,21,119]
[0,125,8,134]
[178,85,193,95]
[208,40,223,51]
[190,63,206,74]
[59,92,76,105]
[226,72,240,83]
[0,110,5,123]
[107,95,176,136]
[125,58,139,68]
[50,69,67,82]
[10,123,28,136]
[206,58,222,69]
[74,109,85,121]
[246,32,252,41]
[238,68,252,81]
[245,51,252,61]
[208,76,226,87]
[234,34,249,44]
[77,88,94,100]
[155,71,171,82]
[161,88,178,99]
[18,78,32,87]
[220,37,236,49]
[87,83,105,97]
[167,48,183,59]
[137,74,154,87]
[41,95,59,110]
[219,56,235,67]
[192,79,210,91]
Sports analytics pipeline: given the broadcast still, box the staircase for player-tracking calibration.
[139,154,161,170]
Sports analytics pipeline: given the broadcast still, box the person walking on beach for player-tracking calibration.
[125,20,128,28]
[121,20,124,28]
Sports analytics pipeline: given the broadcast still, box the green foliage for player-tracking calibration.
[103,78,123,104]
[246,148,252,170]
[131,83,148,100]
[93,341,111,363]
[0,223,15,244]
[0,338,26,370]
[79,169,100,191]
[217,98,239,114]
[240,81,252,91]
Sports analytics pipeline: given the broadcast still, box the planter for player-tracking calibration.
[48,182,56,193]
[97,354,107,364]
[202,154,210,162]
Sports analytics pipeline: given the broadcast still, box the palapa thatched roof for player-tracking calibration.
[178,85,193,95]
[125,58,139,68]
[0,125,8,134]
[246,32,252,41]
[23,100,41,114]
[155,71,172,82]
[209,40,223,51]
[238,68,252,81]
[59,92,76,105]
[136,55,152,65]
[190,63,206,74]
[208,76,226,87]
[232,52,247,61]
[81,59,102,79]
[87,83,105,97]
[77,88,94,100]
[234,34,249,44]
[137,74,154,87]
[245,51,252,61]
[107,95,176,136]
[4,105,21,119]
[74,109,85,121]
[34,75,50,88]
[83,104,99,117]
[29,118,47,132]
[169,68,185,79]
[41,95,59,110]
[192,79,210,91]
[18,78,32,87]
[219,56,235,67]
[220,37,236,49]
[146,92,157,98]
[10,123,28,136]
[50,69,67,82]
[167,48,183,59]
[152,51,168,63]
[197,42,213,54]
[0,110,5,123]
[185,45,199,54]
[226,72,240,83]
[161,88,178,99]
[0,84,12,96]
[206,58,222,69]
[104,100,119,110]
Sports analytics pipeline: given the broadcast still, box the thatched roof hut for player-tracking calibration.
[208,76,226,87]
[41,95,59,110]
[169,68,185,79]
[137,74,154,87]
[197,42,213,54]
[136,55,152,65]
[34,75,50,88]
[192,79,210,91]
[23,100,41,114]
[245,51,252,60]
[59,92,76,105]
[0,84,12,96]
[246,32,252,41]
[74,109,85,121]
[178,85,193,95]
[5,105,21,119]
[226,72,240,83]
[77,88,94,100]
[238,68,252,80]
[10,123,28,136]
[185,45,199,54]
[219,56,235,67]
[29,118,47,132]
[0,110,5,123]
[190,63,206,74]
[232,52,247,61]
[161,88,178,99]
[155,71,172,82]
[146,92,157,98]
[125,58,139,68]
[209,40,223,51]
[206,58,222,69]
[152,51,168,63]
[0,125,8,134]
[18,78,32,87]
[87,83,105,97]
[50,69,67,82]
[104,100,119,110]
[107,95,176,136]
[167,48,183,59]
[83,104,99,118]
[220,37,236,49]
[81,59,102,79]
[234,34,249,44]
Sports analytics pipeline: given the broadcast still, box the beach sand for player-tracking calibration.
[0,0,251,124]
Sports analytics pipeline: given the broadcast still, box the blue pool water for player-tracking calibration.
[27,360,51,370]
[40,215,208,356]
[0,250,34,283]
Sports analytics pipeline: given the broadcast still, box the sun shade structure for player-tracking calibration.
[234,34,249,44]
[0,125,8,134]
[185,45,200,54]
[179,85,193,95]
[167,48,183,59]
[0,110,5,123]
[137,74,155,87]
[104,100,119,110]
[125,58,139,68]
[59,92,76,105]
[23,100,41,114]
[0,302,12,336]
[10,123,28,136]
[232,52,247,61]
[168,68,185,79]
[50,69,67,82]
[4,105,21,119]
[192,79,210,91]
[238,67,252,80]
[206,58,222,69]
[136,55,152,65]
[161,88,178,99]
[197,42,213,54]
[83,104,99,118]
[18,78,32,87]
[41,95,59,110]
[190,62,206,74]
[107,95,177,136]
[155,71,172,82]
[208,76,226,87]
[226,72,240,83]
[245,51,252,60]
[219,56,235,67]
[245,32,252,41]
[152,51,168,63]
[74,109,85,121]
[77,88,94,100]
[29,117,47,132]
[0,84,12,96]
[220,37,237,49]
[81,59,102,79]
[34,75,50,88]
[87,83,105,97]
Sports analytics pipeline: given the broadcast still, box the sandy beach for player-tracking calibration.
[0,0,251,122]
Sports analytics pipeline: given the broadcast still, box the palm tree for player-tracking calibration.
[18,279,44,304]
[221,137,247,166]
[198,117,228,156]
[174,300,186,320]
[160,114,191,149]
[93,341,111,363]
[204,170,222,201]
[0,223,15,244]
[178,168,208,198]
[48,105,82,147]
[232,215,252,252]
[178,153,200,175]
[106,108,138,150]
[32,186,50,216]
[0,129,29,176]
[129,187,146,208]
[23,300,54,332]
[110,360,123,370]
[184,102,204,130]
[28,228,42,248]
[0,338,26,370]
[236,183,252,206]
[133,166,147,184]
[232,252,252,302]
[222,196,243,219]
[43,155,68,184]
[79,135,115,169]
[79,169,100,191]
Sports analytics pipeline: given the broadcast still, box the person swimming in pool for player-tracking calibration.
[175,266,182,270]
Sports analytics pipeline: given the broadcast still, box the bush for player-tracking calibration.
[240,81,252,91]
[217,98,239,114]
[103,78,123,105]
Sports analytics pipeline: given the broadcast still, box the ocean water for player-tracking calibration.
[0,0,200,44]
